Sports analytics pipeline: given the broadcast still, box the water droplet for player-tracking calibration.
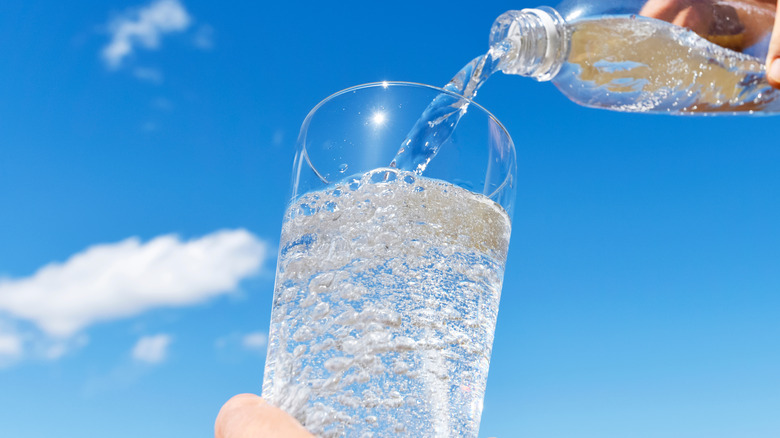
[338,163,348,173]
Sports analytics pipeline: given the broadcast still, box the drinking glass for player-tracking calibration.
[262,81,516,437]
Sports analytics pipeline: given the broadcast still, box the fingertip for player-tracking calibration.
[215,394,313,438]
[768,58,780,89]
[226,393,266,408]
[215,394,263,438]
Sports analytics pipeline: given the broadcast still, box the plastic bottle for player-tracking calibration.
[490,0,778,114]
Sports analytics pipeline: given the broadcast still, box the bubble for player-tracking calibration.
[292,326,314,343]
[312,302,331,319]
[324,356,352,373]
[369,169,397,184]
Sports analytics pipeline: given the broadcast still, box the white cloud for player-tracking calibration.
[241,332,268,351]
[132,334,172,364]
[0,332,22,359]
[0,229,268,339]
[102,0,192,69]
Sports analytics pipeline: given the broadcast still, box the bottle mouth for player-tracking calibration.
[490,7,568,82]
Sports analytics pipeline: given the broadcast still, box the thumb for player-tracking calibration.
[215,394,314,438]
[767,1,780,88]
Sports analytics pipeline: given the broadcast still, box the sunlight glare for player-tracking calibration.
[372,111,387,125]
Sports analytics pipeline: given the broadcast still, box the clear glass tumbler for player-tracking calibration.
[262,82,516,437]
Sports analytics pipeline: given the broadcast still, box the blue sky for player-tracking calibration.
[1,0,779,437]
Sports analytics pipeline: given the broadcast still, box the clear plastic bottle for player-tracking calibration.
[490,0,778,114]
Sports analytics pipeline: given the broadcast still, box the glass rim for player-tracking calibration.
[306,81,512,142]
[299,81,515,200]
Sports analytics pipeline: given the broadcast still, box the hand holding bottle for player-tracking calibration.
[492,0,780,113]
[639,0,780,87]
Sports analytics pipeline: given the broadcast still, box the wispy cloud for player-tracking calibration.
[0,229,269,343]
[0,321,90,367]
[151,97,174,111]
[0,331,22,366]
[102,0,192,69]
[42,335,89,360]
[272,130,285,147]
[241,332,268,352]
[81,334,175,395]
[132,334,172,364]
[193,24,214,50]
[215,330,269,363]
[133,66,164,84]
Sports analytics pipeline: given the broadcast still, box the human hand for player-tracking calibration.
[768,0,780,86]
[639,0,780,87]
[215,394,313,438]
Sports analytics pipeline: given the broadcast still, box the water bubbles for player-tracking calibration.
[392,360,410,374]
[338,284,367,301]
[337,391,360,409]
[266,170,511,436]
[357,307,402,327]
[359,389,380,409]
[312,302,331,319]
[364,322,383,333]
[310,272,335,294]
[393,336,416,351]
[300,291,318,307]
[278,287,297,304]
[292,326,314,343]
[385,391,404,408]
[299,203,315,216]
[341,336,360,355]
[324,356,352,373]
[369,169,397,184]
[338,163,348,173]
[311,337,335,354]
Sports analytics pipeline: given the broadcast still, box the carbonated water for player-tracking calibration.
[262,169,511,437]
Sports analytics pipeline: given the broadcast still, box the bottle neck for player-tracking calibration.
[490,7,568,82]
